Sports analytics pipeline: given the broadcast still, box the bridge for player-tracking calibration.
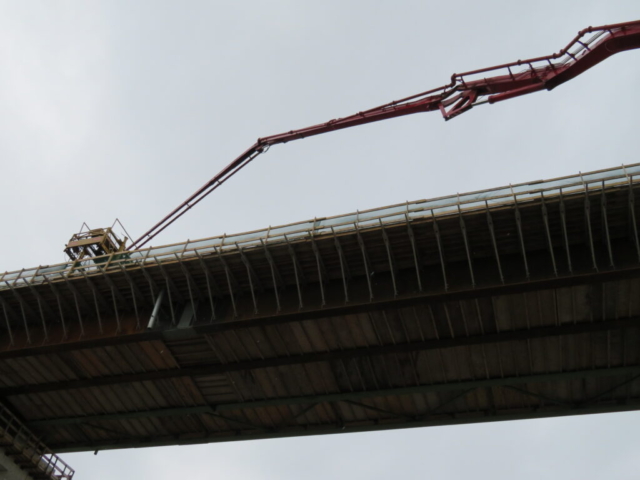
[1,163,640,463]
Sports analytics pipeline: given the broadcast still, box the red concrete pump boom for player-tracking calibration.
[129,20,640,251]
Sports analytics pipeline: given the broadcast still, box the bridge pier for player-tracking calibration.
[0,448,35,480]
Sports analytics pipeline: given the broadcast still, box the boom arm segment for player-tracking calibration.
[129,20,640,250]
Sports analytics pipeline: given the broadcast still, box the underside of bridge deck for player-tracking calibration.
[1,165,640,452]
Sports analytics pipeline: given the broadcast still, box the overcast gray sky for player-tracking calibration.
[1,1,639,478]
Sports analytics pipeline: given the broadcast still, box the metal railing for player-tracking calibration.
[2,163,640,292]
[453,23,619,87]
[0,402,75,479]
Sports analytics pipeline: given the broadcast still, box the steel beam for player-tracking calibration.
[3,316,639,397]
[27,364,640,428]
[2,260,640,360]
[51,398,640,453]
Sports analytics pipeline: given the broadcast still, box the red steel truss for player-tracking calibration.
[129,20,640,251]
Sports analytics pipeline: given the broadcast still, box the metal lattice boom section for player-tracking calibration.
[127,20,640,250]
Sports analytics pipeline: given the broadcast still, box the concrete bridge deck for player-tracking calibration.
[1,164,640,452]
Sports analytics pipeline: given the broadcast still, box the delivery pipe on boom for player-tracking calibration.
[128,20,640,251]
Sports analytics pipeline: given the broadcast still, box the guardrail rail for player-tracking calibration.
[0,402,74,479]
